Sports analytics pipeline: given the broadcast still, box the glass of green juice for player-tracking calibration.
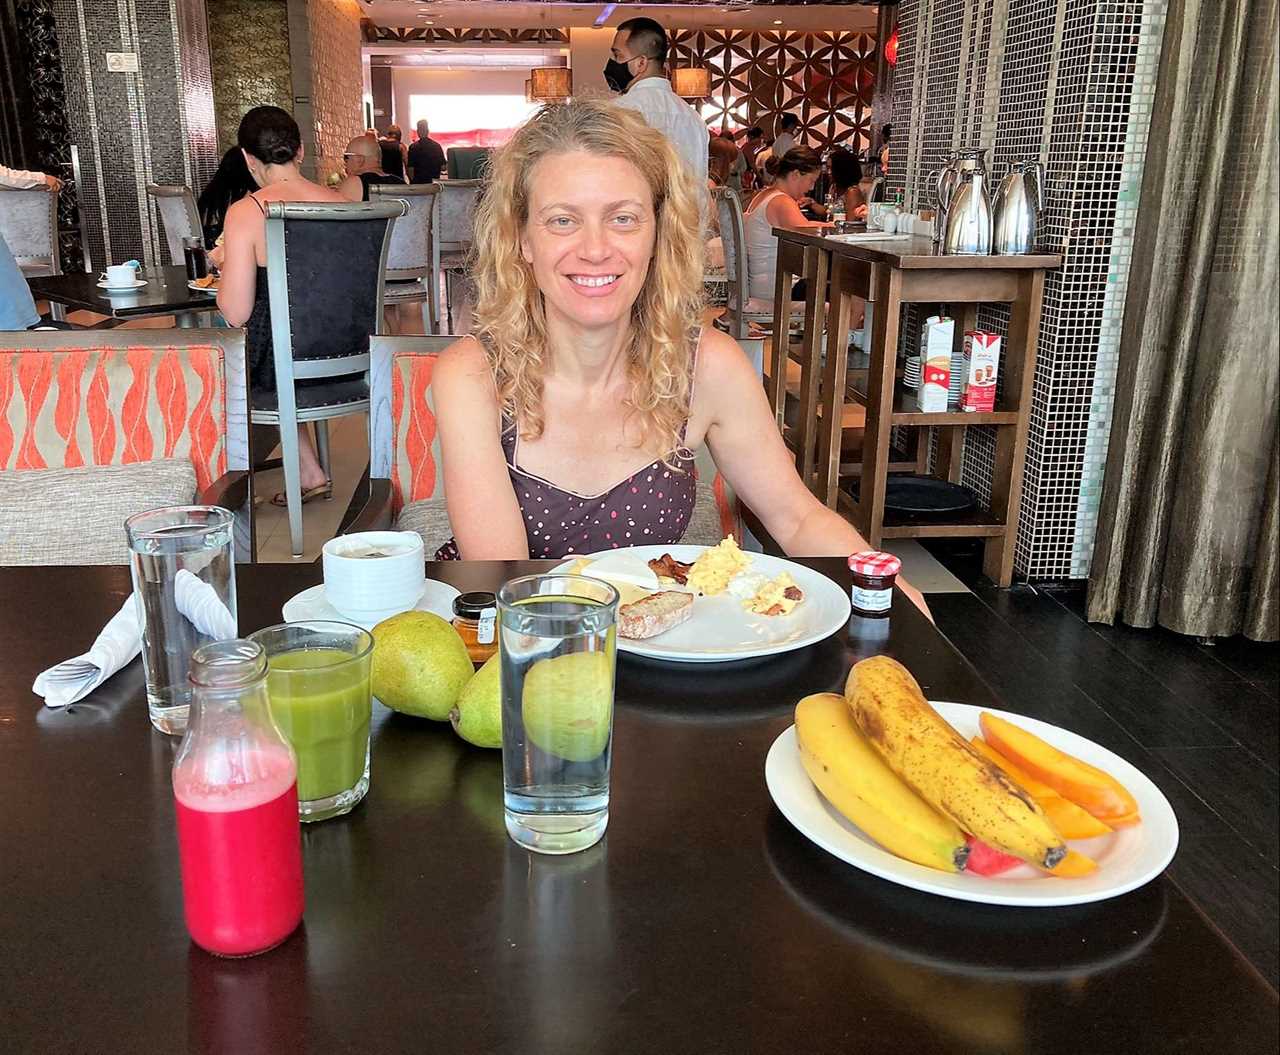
[248,621,374,822]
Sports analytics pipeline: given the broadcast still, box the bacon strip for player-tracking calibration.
[648,554,694,585]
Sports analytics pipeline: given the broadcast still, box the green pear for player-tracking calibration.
[371,610,473,720]
[450,653,502,749]
[521,649,614,762]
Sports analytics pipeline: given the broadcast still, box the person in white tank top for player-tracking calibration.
[742,146,826,306]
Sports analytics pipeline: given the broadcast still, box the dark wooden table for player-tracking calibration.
[2,563,1275,1054]
[27,265,220,327]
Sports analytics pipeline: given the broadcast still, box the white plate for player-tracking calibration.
[281,579,460,630]
[97,279,147,291]
[188,280,218,293]
[554,545,851,664]
[766,701,1178,906]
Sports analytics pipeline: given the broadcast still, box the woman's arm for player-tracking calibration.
[696,328,932,617]
[433,337,531,559]
[766,192,828,231]
[843,186,868,220]
[214,197,260,327]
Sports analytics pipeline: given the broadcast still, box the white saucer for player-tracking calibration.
[97,279,147,291]
[281,579,460,630]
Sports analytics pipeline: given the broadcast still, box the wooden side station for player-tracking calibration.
[766,231,1061,587]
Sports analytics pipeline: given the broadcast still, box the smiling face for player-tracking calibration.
[520,151,657,332]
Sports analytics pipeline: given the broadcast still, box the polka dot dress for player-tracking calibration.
[434,419,697,560]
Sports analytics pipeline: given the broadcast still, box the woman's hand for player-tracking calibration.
[207,243,225,270]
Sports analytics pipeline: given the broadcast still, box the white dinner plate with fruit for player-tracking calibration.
[553,543,851,663]
[766,699,1179,907]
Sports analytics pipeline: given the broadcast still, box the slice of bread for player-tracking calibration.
[618,590,694,640]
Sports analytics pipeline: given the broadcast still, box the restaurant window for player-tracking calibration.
[408,94,539,149]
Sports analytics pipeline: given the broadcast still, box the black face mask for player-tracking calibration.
[604,57,635,93]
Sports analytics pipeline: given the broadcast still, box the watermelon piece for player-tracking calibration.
[964,834,1022,876]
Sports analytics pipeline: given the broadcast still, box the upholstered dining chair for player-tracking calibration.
[259,199,404,557]
[0,328,253,564]
[340,336,742,556]
[369,182,441,333]
[431,179,481,334]
[0,184,60,277]
[146,184,202,263]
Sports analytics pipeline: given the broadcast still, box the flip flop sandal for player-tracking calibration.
[270,482,333,507]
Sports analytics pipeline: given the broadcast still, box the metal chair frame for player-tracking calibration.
[145,183,202,265]
[369,182,442,334]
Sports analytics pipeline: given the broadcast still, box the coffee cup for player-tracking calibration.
[322,531,426,621]
[102,264,137,288]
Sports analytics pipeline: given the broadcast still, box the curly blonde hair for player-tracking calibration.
[470,98,706,462]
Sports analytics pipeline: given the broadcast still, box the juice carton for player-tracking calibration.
[961,331,1002,413]
[917,316,954,412]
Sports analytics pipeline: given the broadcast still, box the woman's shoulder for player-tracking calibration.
[435,335,495,395]
[694,327,756,388]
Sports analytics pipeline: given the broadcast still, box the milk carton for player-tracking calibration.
[961,331,1002,413]
[916,316,954,412]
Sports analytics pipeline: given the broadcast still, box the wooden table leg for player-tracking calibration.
[793,244,829,489]
[766,249,791,430]
[983,270,1044,586]
[816,256,855,507]
[855,263,901,548]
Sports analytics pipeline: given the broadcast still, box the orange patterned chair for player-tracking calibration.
[0,329,252,564]
[343,336,743,554]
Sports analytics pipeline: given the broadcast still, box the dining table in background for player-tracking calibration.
[1,561,1275,1053]
[26,264,221,328]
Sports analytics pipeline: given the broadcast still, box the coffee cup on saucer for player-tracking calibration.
[101,263,138,288]
[321,531,426,622]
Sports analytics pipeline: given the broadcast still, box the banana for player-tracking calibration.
[794,693,969,872]
[844,658,1067,870]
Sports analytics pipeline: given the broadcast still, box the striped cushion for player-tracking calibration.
[388,352,443,517]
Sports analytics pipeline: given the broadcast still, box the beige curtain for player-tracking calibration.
[1087,0,1278,641]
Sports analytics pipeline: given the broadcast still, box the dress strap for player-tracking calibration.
[249,193,267,215]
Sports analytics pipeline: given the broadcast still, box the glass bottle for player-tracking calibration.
[172,639,304,957]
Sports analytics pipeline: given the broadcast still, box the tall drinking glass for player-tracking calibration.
[249,621,374,823]
[126,506,237,735]
[497,574,619,855]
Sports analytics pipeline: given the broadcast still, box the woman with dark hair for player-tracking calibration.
[379,124,408,182]
[809,146,867,224]
[743,147,826,305]
[209,105,348,504]
[197,147,256,247]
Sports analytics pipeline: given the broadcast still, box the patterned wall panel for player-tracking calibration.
[12,0,82,272]
[892,0,1168,581]
[207,0,293,153]
[669,29,878,152]
[374,26,569,45]
[305,0,364,183]
[50,0,219,272]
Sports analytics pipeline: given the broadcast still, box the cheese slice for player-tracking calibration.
[574,552,661,607]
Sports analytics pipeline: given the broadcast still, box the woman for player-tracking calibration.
[212,105,348,504]
[431,100,927,613]
[743,147,826,304]
[808,147,867,225]
[197,146,256,247]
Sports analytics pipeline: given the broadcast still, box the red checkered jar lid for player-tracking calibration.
[848,550,902,577]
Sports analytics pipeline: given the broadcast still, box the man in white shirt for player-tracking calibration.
[607,18,709,186]
[771,114,800,161]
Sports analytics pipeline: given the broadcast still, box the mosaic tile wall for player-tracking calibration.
[50,0,218,272]
[207,0,292,154]
[891,0,1168,581]
[668,30,879,153]
[303,0,363,184]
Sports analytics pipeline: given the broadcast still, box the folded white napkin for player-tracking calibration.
[32,593,143,707]
[32,571,237,707]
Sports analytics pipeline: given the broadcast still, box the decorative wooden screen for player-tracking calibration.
[670,30,878,152]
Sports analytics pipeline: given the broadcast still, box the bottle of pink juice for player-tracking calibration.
[173,640,304,957]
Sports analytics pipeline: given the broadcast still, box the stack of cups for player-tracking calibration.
[903,355,922,389]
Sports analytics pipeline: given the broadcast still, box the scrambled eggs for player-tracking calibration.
[687,537,753,596]
[745,573,804,616]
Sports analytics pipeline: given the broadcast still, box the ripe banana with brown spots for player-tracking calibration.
[795,693,969,872]
[845,657,1067,870]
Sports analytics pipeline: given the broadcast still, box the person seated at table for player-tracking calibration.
[212,105,348,504]
[430,100,928,614]
[806,147,868,225]
[744,147,828,305]
[197,146,256,247]
[337,136,406,202]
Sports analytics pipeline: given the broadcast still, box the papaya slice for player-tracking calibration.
[972,737,1114,839]
[1047,849,1098,878]
[980,713,1139,824]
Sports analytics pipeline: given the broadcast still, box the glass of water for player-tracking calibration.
[126,506,237,735]
[497,574,619,855]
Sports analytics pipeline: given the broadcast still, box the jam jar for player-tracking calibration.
[847,551,902,617]
[452,591,498,664]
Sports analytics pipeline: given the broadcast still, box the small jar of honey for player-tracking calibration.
[453,591,498,664]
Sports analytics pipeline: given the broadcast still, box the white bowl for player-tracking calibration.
[321,531,426,621]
